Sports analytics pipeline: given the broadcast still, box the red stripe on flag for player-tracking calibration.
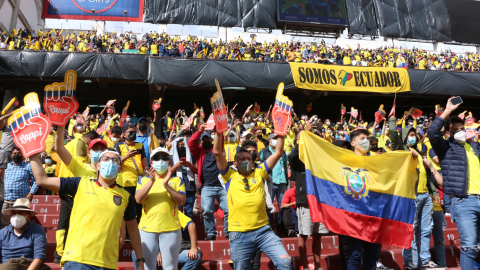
[307,195,413,249]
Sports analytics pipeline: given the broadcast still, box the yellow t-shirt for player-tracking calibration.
[61,177,135,269]
[137,176,186,233]
[58,137,89,177]
[465,143,480,194]
[224,141,239,162]
[45,133,55,155]
[410,146,428,193]
[178,211,192,229]
[220,161,270,232]
[114,142,146,187]
[139,46,147,54]
[43,164,56,176]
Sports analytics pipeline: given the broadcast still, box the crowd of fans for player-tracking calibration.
[0,94,478,270]
[1,28,480,71]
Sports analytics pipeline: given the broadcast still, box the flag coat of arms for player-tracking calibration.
[299,132,418,248]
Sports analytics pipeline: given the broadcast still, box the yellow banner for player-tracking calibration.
[289,63,411,93]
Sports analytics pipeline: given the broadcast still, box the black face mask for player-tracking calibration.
[202,141,212,150]
[167,113,171,117]
[12,154,22,163]
[371,145,379,152]
[256,135,262,139]
[139,123,148,131]
[250,152,258,161]
[126,131,137,141]
[178,146,186,157]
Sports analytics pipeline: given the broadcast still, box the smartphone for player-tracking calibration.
[451,96,463,105]
[180,157,186,162]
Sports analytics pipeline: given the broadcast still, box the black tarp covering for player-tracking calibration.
[373,0,451,41]
[0,51,148,80]
[148,58,295,88]
[144,0,276,27]
[346,0,378,36]
[3,52,480,97]
[443,0,480,44]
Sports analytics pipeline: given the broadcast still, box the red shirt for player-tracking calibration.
[281,187,296,210]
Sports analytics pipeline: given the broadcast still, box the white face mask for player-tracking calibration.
[356,138,370,152]
[454,130,467,143]
[10,214,27,228]
[126,118,131,122]
[111,137,120,143]
[271,139,277,147]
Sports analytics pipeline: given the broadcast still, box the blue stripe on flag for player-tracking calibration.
[306,169,415,224]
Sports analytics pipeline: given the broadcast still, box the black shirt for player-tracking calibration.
[289,144,308,205]
[201,151,221,186]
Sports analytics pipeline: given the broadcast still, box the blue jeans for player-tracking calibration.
[178,249,202,270]
[432,211,447,267]
[451,195,480,270]
[272,183,287,206]
[64,261,114,270]
[346,236,382,270]
[201,186,229,237]
[180,191,196,241]
[163,131,170,140]
[403,192,433,267]
[444,194,451,214]
[229,225,291,270]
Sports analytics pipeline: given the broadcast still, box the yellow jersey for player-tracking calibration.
[45,133,55,155]
[43,164,56,176]
[220,161,270,232]
[60,177,135,269]
[410,146,428,193]
[58,137,89,178]
[465,143,480,194]
[137,176,185,233]
[224,141,239,162]
[114,142,146,187]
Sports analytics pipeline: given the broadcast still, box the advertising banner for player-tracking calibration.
[289,63,410,93]
[42,0,144,22]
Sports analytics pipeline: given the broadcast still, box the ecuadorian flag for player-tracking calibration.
[299,132,418,248]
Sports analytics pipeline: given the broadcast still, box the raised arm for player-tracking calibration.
[266,135,285,170]
[29,153,61,193]
[213,131,228,173]
[55,125,72,166]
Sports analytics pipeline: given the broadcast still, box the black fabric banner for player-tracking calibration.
[443,0,480,44]
[0,51,148,80]
[346,0,378,36]
[3,51,480,96]
[144,0,276,27]
[373,0,451,41]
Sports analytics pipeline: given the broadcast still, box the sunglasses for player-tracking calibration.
[152,155,170,161]
[243,178,250,191]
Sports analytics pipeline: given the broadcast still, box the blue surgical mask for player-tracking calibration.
[229,137,235,142]
[375,132,381,136]
[153,160,169,174]
[407,136,416,146]
[100,161,118,180]
[259,118,263,122]
[45,158,52,164]
[90,150,101,165]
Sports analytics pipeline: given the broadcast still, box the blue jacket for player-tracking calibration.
[427,117,480,197]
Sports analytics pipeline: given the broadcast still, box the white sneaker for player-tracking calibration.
[377,260,394,270]
[445,213,451,217]
[422,261,445,269]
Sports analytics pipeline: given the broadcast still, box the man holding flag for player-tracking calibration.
[299,120,418,270]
